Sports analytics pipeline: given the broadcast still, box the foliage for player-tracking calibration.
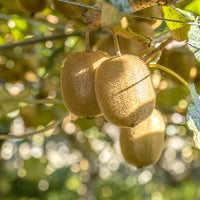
[0,0,200,199]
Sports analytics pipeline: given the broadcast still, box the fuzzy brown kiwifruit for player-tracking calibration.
[128,0,179,12]
[17,0,47,14]
[61,51,108,118]
[120,109,165,167]
[95,55,156,127]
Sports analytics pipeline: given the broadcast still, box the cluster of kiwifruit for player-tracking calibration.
[61,46,166,168]
[17,0,166,168]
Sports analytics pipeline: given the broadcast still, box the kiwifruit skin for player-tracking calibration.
[95,55,156,127]
[128,0,178,12]
[120,109,165,167]
[61,51,108,118]
[17,0,47,13]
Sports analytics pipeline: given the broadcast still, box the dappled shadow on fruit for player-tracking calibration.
[117,100,155,127]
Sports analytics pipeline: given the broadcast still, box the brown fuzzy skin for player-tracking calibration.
[120,109,165,167]
[61,52,108,118]
[17,0,47,13]
[128,0,179,12]
[95,55,156,127]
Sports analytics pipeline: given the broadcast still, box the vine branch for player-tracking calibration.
[17,98,63,105]
[0,31,83,50]
[143,36,173,63]
[152,32,172,45]
[109,28,121,56]
[113,26,151,49]
[85,23,92,52]
[57,0,200,26]
[131,14,200,26]
[58,0,101,10]
[0,113,69,140]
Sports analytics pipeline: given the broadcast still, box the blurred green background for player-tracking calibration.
[0,0,200,199]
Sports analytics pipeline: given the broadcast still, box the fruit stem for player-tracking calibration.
[0,112,69,140]
[111,28,121,56]
[149,63,189,88]
[85,23,92,52]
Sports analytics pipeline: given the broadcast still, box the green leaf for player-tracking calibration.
[188,16,200,61]
[176,0,200,16]
[101,2,126,28]
[186,83,200,149]
[162,6,194,41]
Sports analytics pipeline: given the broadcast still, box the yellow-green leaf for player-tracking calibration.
[162,6,195,41]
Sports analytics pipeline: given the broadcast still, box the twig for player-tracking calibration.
[143,37,173,63]
[58,0,101,10]
[0,31,83,50]
[113,26,152,49]
[0,113,69,140]
[152,32,172,45]
[57,1,200,26]
[131,14,200,26]
[110,28,121,56]
[85,23,92,52]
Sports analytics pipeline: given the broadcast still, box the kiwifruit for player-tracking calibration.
[61,51,108,118]
[120,109,165,167]
[17,0,47,14]
[95,55,156,127]
[128,0,178,12]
